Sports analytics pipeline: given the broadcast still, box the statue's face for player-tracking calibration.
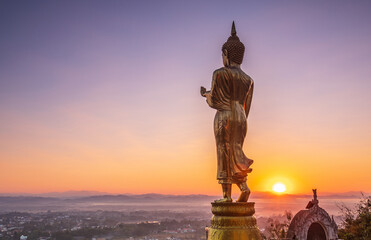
[222,49,229,67]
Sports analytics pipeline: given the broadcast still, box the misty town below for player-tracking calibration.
[0,192,369,240]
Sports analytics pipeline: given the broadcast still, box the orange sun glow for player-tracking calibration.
[272,182,287,193]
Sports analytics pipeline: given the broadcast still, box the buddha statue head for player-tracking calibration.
[222,21,245,67]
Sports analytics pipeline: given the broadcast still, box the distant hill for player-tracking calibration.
[0,190,367,200]
[0,190,111,198]
[0,193,217,204]
[0,191,367,215]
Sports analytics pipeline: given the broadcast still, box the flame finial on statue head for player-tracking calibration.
[231,21,237,36]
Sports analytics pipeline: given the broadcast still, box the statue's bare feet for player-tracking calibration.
[215,197,233,203]
[237,190,250,202]
[247,158,254,168]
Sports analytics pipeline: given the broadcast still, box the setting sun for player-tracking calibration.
[273,183,287,193]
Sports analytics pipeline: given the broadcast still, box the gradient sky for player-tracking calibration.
[0,0,370,195]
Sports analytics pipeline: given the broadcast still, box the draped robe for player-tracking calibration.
[207,66,254,184]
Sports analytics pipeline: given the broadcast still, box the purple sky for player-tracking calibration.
[0,1,371,194]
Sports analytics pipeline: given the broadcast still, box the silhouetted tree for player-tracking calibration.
[262,210,292,239]
[338,193,371,240]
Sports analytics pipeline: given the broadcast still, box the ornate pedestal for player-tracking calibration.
[208,202,262,240]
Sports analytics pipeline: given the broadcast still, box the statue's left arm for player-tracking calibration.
[201,68,230,110]
[206,69,229,110]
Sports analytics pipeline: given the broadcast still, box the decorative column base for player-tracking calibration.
[208,202,262,240]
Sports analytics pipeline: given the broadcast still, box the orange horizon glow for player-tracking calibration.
[1,117,371,195]
[1,122,370,195]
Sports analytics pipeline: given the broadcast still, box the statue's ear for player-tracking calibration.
[223,49,228,57]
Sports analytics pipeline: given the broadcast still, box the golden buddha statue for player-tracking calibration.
[201,22,254,203]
